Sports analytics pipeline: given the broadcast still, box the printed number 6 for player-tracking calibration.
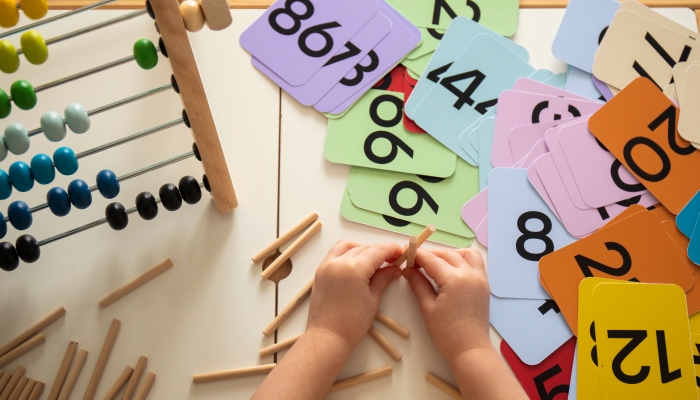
[389,182,439,216]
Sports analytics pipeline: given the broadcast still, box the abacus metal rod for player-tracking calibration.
[26,84,174,137]
[0,0,118,39]
[37,183,204,247]
[16,10,148,56]
[75,118,184,159]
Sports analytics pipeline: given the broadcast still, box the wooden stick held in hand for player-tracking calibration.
[261,221,322,280]
[329,366,392,393]
[48,341,78,400]
[193,364,275,383]
[83,319,121,400]
[392,225,435,266]
[0,307,65,357]
[406,237,418,268]
[252,213,318,263]
[99,260,173,308]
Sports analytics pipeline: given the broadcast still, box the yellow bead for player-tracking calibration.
[0,41,19,74]
[0,0,20,28]
[18,0,47,20]
[179,0,205,32]
[20,31,47,65]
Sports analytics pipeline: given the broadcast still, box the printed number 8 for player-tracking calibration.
[515,211,554,262]
[269,0,340,58]
[364,95,414,164]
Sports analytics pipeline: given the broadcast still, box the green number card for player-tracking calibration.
[405,28,444,60]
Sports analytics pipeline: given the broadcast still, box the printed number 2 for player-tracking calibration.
[269,0,340,59]
[608,329,682,384]
[533,365,569,400]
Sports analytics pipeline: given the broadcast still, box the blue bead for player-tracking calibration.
[53,147,78,175]
[68,179,91,209]
[8,201,32,230]
[0,169,11,200]
[30,153,55,185]
[46,187,71,216]
[0,213,6,239]
[96,169,119,199]
[8,161,33,192]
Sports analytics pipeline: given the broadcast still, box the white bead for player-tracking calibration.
[179,0,205,32]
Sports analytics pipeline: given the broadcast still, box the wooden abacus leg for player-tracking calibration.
[329,366,392,393]
[99,260,173,308]
[121,357,147,400]
[0,306,64,357]
[57,350,87,400]
[374,312,409,338]
[425,372,461,399]
[192,364,276,383]
[0,366,25,400]
[133,373,155,400]
[83,320,120,400]
[47,341,78,400]
[262,278,313,337]
[259,334,302,358]
[0,334,45,368]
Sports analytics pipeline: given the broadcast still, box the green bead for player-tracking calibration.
[4,123,29,155]
[20,31,48,65]
[133,39,158,70]
[0,40,19,74]
[0,89,10,119]
[10,80,37,110]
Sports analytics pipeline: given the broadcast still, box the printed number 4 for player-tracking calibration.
[427,62,497,114]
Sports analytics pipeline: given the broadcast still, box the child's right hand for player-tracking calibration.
[402,248,491,365]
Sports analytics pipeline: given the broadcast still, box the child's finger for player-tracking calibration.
[462,248,486,275]
[430,248,471,269]
[324,240,362,261]
[415,248,457,288]
[356,243,403,275]
[343,246,367,258]
[402,267,437,311]
[369,266,401,298]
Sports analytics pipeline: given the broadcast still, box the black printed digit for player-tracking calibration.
[574,242,632,278]
[368,95,403,127]
[515,211,554,262]
[432,0,480,25]
[388,182,439,216]
[533,365,569,400]
[610,160,646,192]
[269,0,314,35]
[427,62,453,83]
[648,106,695,156]
[591,322,599,367]
[693,343,700,387]
[632,33,692,88]
[324,42,360,66]
[298,22,341,58]
[531,102,581,124]
[341,51,379,86]
[596,196,641,221]
[439,70,486,110]
[608,330,650,384]
[656,330,682,384]
[538,300,560,315]
[382,215,411,227]
[364,132,414,164]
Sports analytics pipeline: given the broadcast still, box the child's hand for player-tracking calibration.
[403,248,491,364]
[306,240,403,350]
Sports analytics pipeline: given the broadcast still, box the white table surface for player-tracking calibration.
[0,6,696,399]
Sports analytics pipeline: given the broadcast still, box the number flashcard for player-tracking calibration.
[461,187,487,232]
[405,28,443,61]
[373,65,405,93]
[501,337,576,399]
[539,209,695,334]
[692,334,700,398]
[678,65,700,144]
[488,168,576,300]
[677,191,700,239]
[509,120,560,165]
[589,78,700,214]
[673,61,700,108]
[477,118,495,190]
[402,72,426,134]
[325,89,457,176]
[593,283,697,400]
[490,294,573,365]
[566,66,605,101]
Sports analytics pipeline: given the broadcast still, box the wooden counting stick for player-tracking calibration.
[261,221,322,280]
[374,312,409,338]
[83,320,121,400]
[8,377,28,400]
[1,367,25,400]
[406,237,418,269]
[48,341,78,400]
[329,365,392,393]
[367,327,402,362]
[193,364,276,383]
[252,213,318,263]
[99,260,173,308]
[133,372,155,400]
[0,373,10,394]
[198,0,232,30]
[392,225,435,266]
[0,335,45,368]
[17,380,35,400]
[26,383,42,400]
[263,278,313,336]
[426,372,461,399]
[103,366,133,400]
[0,306,65,357]
[259,334,302,358]
[121,356,147,400]
[58,350,87,400]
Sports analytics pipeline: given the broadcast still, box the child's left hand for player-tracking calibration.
[306,240,403,350]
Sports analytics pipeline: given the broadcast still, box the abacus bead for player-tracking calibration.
[146,0,155,19]
[40,111,66,142]
[0,242,19,272]
[179,0,205,32]
[203,174,211,193]
[0,40,19,74]
[47,187,71,216]
[16,234,39,263]
[159,183,182,211]
[0,170,11,200]
[53,147,79,175]
[105,202,128,230]
[20,31,48,65]
[0,89,10,119]
[0,138,7,162]
[64,103,90,133]
[30,153,54,184]
[133,39,158,70]
[18,0,48,20]
[96,169,119,199]
[0,0,19,29]
[68,179,91,209]
[9,161,33,192]
[171,75,179,94]
[136,192,158,220]
[0,213,6,239]
[10,80,37,110]
[8,201,32,230]
[4,122,30,155]
[179,176,201,205]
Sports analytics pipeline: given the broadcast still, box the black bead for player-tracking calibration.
[203,174,211,193]
[146,0,155,19]
[171,75,180,94]
[136,192,158,220]
[179,176,201,205]
[154,21,160,34]
[193,143,201,161]
[16,234,39,263]
[159,184,182,211]
[0,242,19,272]
[105,202,129,230]
[182,109,191,128]
[159,37,168,58]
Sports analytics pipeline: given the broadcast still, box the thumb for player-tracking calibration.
[369,266,401,298]
[402,267,437,312]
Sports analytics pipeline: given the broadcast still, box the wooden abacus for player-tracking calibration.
[0,0,237,272]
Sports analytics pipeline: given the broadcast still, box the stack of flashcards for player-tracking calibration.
[240,0,421,114]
